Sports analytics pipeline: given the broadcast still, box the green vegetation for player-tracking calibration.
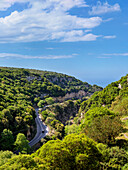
[82,115,123,145]
[81,107,116,126]
[38,100,80,139]
[111,97,128,116]
[0,134,102,169]
[65,124,79,135]
[0,151,15,166]
[30,69,103,94]
[0,67,101,150]
[0,67,63,149]
[0,129,14,150]
[1,66,128,169]
[1,134,128,169]
[37,97,54,108]
[45,97,54,105]
[80,74,128,113]
[14,133,30,154]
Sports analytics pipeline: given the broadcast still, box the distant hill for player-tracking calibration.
[0,66,102,151]
[29,69,103,94]
[80,74,128,113]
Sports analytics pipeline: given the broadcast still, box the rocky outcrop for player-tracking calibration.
[27,76,41,82]
[54,90,87,102]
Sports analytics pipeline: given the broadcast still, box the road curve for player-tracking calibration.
[29,108,48,147]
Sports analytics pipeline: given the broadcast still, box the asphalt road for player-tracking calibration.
[29,108,48,147]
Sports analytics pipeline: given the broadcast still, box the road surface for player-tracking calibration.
[29,108,49,147]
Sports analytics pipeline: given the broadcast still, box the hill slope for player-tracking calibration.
[0,67,102,150]
[29,69,103,93]
[80,74,128,113]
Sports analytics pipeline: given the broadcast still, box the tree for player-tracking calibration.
[34,97,40,104]
[80,107,116,130]
[0,150,14,166]
[111,97,128,116]
[65,124,79,135]
[37,100,46,108]
[107,147,128,169]
[41,110,48,121]
[14,133,30,154]
[123,163,128,170]
[0,129,14,150]
[96,144,128,169]
[33,134,102,169]
[76,153,99,170]
[63,134,101,159]
[1,109,13,122]
[50,119,60,128]
[23,114,33,125]
[45,97,54,105]
[84,115,123,145]
[34,140,73,169]
[0,155,38,169]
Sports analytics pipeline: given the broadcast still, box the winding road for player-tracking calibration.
[29,108,49,147]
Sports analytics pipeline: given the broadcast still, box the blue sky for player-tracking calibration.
[0,0,128,87]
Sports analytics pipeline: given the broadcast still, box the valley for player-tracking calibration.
[0,67,128,169]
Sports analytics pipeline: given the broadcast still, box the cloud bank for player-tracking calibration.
[0,0,103,43]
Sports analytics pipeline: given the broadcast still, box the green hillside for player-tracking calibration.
[80,74,128,113]
[1,67,128,169]
[66,74,128,147]
[0,67,102,151]
[0,134,128,169]
[33,70,102,93]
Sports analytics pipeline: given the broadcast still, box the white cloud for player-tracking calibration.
[103,35,116,39]
[89,1,120,15]
[54,0,88,11]
[103,18,113,22]
[103,53,128,56]
[51,30,99,42]
[0,0,102,43]
[0,0,27,11]
[61,32,99,42]
[0,53,73,59]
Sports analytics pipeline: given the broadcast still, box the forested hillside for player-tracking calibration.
[1,134,128,169]
[1,67,128,169]
[80,74,128,113]
[0,67,101,151]
[60,74,128,169]
[66,74,128,150]
[0,67,66,151]
[29,69,102,94]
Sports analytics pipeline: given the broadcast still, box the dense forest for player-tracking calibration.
[29,69,102,93]
[0,67,128,169]
[0,67,101,150]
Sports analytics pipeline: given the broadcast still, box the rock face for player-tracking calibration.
[27,76,42,82]
[26,71,102,101]
[54,90,87,102]
[27,76,36,82]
